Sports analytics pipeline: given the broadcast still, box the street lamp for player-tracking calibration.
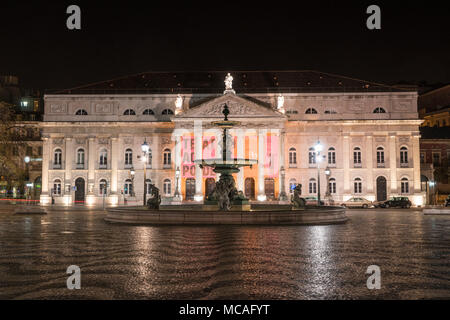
[141,139,150,206]
[314,140,323,206]
[174,166,181,201]
[130,167,135,197]
[324,166,331,204]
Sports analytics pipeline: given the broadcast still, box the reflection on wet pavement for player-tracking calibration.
[0,208,449,299]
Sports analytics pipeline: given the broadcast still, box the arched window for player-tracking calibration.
[373,107,386,113]
[125,148,133,166]
[99,179,107,195]
[54,149,62,167]
[162,109,174,115]
[123,109,136,115]
[163,179,171,195]
[75,109,88,115]
[305,108,318,114]
[289,178,297,193]
[145,179,152,195]
[353,147,362,165]
[354,178,362,194]
[53,179,62,196]
[329,178,336,194]
[143,109,155,115]
[400,147,408,164]
[401,177,409,194]
[328,147,336,165]
[309,178,317,194]
[163,148,171,167]
[99,148,108,168]
[308,147,316,165]
[124,179,133,195]
[76,148,85,165]
[377,147,385,165]
[289,148,297,166]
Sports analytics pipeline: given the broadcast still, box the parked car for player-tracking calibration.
[340,197,373,208]
[445,195,450,207]
[303,196,325,206]
[378,197,412,208]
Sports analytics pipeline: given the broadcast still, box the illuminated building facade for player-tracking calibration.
[39,71,425,206]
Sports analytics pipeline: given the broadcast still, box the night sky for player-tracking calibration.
[1,1,449,90]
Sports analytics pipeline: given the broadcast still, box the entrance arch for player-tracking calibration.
[205,178,215,198]
[245,178,255,200]
[75,177,85,203]
[185,178,195,201]
[265,178,275,200]
[376,176,387,201]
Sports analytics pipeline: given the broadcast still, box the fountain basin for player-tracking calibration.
[104,205,348,225]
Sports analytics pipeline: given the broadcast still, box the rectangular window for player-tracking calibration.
[433,152,441,166]
[309,152,316,165]
[354,152,361,164]
[401,181,409,194]
[420,152,425,164]
[329,182,336,194]
[328,151,336,164]
[377,151,384,164]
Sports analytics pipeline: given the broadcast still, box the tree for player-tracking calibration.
[0,101,28,197]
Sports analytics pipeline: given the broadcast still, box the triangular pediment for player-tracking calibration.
[175,94,286,120]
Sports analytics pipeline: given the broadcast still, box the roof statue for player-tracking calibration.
[224,73,236,94]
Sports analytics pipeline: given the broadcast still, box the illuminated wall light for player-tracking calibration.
[194,194,204,202]
[86,196,96,206]
[257,194,267,202]
[413,195,424,207]
[109,195,119,207]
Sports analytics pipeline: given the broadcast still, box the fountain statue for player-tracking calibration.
[146,184,161,210]
[291,184,306,208]
[195,104,257,211]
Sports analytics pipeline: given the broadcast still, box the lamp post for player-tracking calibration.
[279,166,288,202]
[130,167,135,197]
[174,166,181,201]
[324,166,331,204]
[141,139,150,206]
[314,140,323,206]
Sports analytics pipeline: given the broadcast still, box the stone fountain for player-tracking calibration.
[195,104,257,211]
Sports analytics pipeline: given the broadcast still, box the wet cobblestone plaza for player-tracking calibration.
[0,206,449,299]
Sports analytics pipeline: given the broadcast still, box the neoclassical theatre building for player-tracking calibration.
[39,71,425,206]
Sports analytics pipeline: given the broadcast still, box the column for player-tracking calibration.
[87,137,96,194]
[257,129,267,201]
[40,136,52,205]
[236,129,245,192]
[109,137,119,205]
[278,129,288,201]
[153,134,160,170]
[215,129,222,181]
[194,122,203,201]
[343,135,350,194]
[86,137,96,205]
[412,134,421,193]
[389,133,397,194]
[63,137,73,204]
[173,134,182,202]
[366,135,374,194]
